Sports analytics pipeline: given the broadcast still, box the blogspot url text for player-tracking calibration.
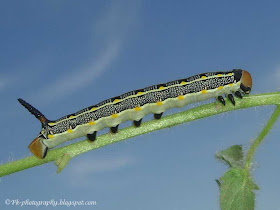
[5,199,97,207]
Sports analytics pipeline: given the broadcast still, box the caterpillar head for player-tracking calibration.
[240,70,252,94]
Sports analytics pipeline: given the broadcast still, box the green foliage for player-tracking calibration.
[216,145,243,168]
[216,105,280,210]
[54,153,73,173]
[219,168,258,210]
[216,146,259,210]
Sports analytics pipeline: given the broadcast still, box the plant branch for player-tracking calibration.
[0,92,279,177]
[244,105,280,169]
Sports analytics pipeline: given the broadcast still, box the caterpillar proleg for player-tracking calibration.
[19,69,252,159]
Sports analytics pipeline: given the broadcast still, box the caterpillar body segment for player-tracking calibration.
[19,69,252,159]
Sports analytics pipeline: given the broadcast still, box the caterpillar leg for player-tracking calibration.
[227,94,235,106]
[133,119,142,127]
[154,112,163,120]
[87,131,97,142]
[234,91,243,99]
[110,125,119,133]
[217,96,225,106]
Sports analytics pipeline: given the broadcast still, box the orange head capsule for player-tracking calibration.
[28,135,48,159]
[240,70,252,94]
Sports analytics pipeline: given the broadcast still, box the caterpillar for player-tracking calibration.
[19,69,252,159]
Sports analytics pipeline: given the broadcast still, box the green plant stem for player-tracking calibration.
[244,105,280,169]
[0,92,279,177]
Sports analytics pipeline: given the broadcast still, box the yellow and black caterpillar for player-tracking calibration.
[19,69,252,159]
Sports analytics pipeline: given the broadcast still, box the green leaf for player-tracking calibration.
[218,168,259,210]
[216,145,244,168]
[54,153,73,173]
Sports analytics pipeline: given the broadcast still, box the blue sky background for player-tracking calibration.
[0,0,280,209]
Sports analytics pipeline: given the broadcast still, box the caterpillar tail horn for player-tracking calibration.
[18,98,49,126]
[18,98,49,159]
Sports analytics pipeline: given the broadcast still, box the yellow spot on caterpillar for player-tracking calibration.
[201,89,207,94]
[48,122,55,126]
[156,101,163,106]
[67,129,73,133]
[180,81,186,85]
[113,99,120,103]
[69,115,75,119]
[134,106,141,111]
[178,95,184,100]
[90,107,97,111]
[137,92,143,95]
[111,113,118,118]
[159,86,164,90]
[88,121,95,125]
[48,134,54,139]
[201,76,207,79]
[217,86,223,90]
[229,83,233,87]
[217,74,222,77]
[228,73,233,76]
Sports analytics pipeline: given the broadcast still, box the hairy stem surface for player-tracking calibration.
[245,105,280,169]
